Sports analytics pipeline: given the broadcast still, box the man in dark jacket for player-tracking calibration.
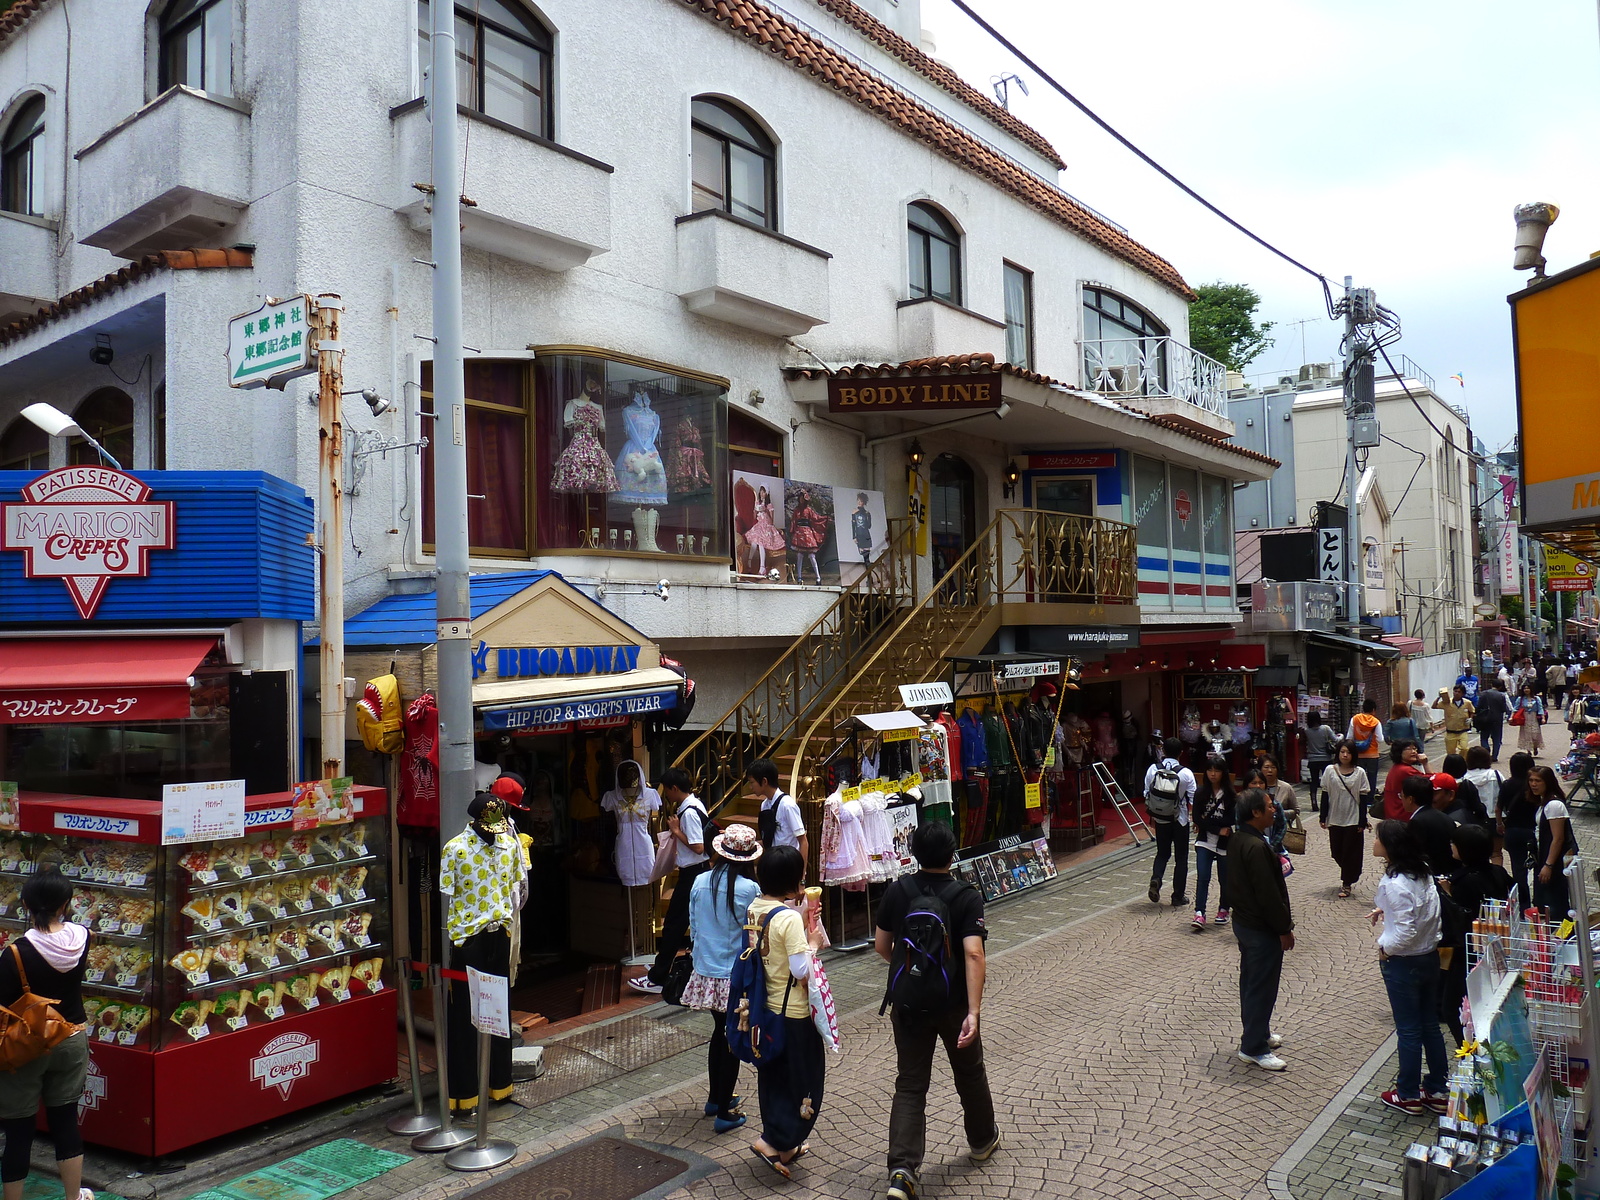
[1400,773,1456,876]
[1223,788,1295,1071]
[1474,682,1510,762]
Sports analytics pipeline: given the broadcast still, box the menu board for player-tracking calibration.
[162,779,246,846]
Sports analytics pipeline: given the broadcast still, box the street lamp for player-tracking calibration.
[20,402,121,468]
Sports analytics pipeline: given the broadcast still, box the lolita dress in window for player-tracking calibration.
[613,392,669,505]
[552,397,619,494]
[667,415,711,494]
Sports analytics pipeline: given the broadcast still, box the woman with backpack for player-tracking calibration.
[1530,766,1576,921]
[685,824,763,1134]
[1190,755,1235,932]
[1498,753,1537,909]
[1319,740,1370,898]
[745,845,826,1179]
[1513,684,1547,758]
[1369,820,1449,1115]
[1384,702,1422,749]
[0,869,92,1200]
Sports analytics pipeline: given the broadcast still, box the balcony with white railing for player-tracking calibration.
[1081,336,1233,437]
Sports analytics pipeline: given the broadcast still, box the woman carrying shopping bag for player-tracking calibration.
[684,824,763,1133]
[1512,684,1546,759]
[1319,740,1371,898]
[745,845,826,1179]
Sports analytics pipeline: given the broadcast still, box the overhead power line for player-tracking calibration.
[948,0,1337,316]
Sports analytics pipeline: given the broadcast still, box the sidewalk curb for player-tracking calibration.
[1264,1032,1398,1200]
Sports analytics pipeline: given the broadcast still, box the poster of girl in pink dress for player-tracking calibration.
[732,471,786,579]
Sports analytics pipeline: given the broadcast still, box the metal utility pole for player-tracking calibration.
[314,294,346,778]
[1342,277,1362,633]
[430,0,474,841]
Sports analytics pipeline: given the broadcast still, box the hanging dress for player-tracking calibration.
[599,759,660,887]
[667,415,711,494]
[613,396,668,505]
[552,400,620,494]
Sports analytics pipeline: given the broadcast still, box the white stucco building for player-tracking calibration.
[0,0,1276,766]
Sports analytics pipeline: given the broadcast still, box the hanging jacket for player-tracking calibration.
[937,711,963,782]
[958,709,988,773]
[983,709,1014,770]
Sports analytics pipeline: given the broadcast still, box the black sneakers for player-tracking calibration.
[1148,881,1161,903]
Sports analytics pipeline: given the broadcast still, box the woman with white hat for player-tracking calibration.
[685,823,763,1133]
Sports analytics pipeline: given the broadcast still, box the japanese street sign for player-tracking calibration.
[1317,529,1344,582]
[227,296,314,389]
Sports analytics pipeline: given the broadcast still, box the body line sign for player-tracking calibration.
[480,687,678,733]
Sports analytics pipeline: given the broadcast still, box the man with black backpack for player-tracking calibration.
[1144,737,1196,906]
[874,821,996,1200]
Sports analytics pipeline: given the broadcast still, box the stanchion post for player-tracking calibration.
[443,1028,516,1171]
[387,959,441,1137]
[412,964,473,1153]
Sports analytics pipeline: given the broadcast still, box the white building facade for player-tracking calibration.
[0,0,1275,738]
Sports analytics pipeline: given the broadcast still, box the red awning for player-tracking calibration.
[1381,634,1426,655]
[0,636,218,724]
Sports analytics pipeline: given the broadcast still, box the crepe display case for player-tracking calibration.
[12,787,397,1156]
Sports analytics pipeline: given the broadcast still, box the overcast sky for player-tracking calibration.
[920,0,1600,454]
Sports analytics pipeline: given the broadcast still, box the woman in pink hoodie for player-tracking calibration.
[0,870,92,1200]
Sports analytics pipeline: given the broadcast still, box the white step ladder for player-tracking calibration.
[1090,760,1153,846]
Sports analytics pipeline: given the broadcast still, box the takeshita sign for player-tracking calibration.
[0,468,175,618]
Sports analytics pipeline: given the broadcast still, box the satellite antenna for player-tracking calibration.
[991,73,1028,110]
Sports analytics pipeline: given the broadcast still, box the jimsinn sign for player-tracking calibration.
[1,468,175,618]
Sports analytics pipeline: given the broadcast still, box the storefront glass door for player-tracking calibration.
[1031,475,1095,516]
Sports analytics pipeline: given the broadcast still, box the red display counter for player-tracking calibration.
[5,787,396,1156]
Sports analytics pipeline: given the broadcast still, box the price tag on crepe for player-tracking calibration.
[353,934,371,949]
[348,887,366,901]
[196,870,219,884]
[118,1031,135,1046]
[115,971,139,987]
[123,923,143,936]
[268,861,286,874]
[60,864,77,877]
[227,1016,248,1031]
[197,917,220,932]
[265,1004,285,1020]
[227,961,247,976]
[1024,782,1042,809]
[268,906,286,920]
[186,970,210,987]
[85,970,105,983]
[295,900,313,914]
[332,987,351,1002]
[187,1025,209,1040]
[366,978,385,992]
[127,873,147,887]
[100,920,120,933]
[302,996,319,1010]
[97,1027,115,1043]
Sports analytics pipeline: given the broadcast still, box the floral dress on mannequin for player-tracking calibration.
[552,389,619,494]
[613,391,668,505]
[667,415,711,494]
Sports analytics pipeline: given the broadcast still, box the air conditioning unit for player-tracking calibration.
[1278,376,1295,387]
[1299,362,1335,382]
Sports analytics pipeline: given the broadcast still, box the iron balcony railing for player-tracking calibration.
[1081,336,1228,417]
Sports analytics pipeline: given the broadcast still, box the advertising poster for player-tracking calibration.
[785,481,840,586]
[162,779,246,846]
[731,471,786,579]
[837,487,889,568]
[888,803,919,870]
[291,777,355,831]
[1523,1053,1560,1200]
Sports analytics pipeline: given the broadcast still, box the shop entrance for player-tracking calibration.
[1032,474,1095,517]
[931,453,977,590]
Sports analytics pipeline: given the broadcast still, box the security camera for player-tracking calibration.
[1514,202,1560,277]
[362,388,392,416]
[89,334,114,367]
[768,568,781,581]
[654,580,670,602]
[994,401,1012,420]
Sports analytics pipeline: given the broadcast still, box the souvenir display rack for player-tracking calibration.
[6,788,396,1157]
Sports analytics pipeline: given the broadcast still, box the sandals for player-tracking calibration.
[752,1147,791,1180]
[1337,887,1350,898]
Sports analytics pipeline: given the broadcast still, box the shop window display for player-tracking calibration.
[535,353,726,557]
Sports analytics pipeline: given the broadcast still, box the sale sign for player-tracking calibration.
[1,468,174,618]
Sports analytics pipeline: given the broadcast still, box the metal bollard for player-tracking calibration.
[443,1027,516,1171]
[411,964,474,1153]
[387,958,442,1138]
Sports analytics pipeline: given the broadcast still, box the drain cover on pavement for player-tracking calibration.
[470,1138,686,1200]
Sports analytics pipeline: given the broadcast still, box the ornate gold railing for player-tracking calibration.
[785,508,1137,800]
[670,520,918,812]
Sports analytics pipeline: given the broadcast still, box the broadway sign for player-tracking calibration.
[2,468,174,618]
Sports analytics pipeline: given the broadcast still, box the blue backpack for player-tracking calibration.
[725,906,797,1068]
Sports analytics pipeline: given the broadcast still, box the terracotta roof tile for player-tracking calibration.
[0,0,49,47]
[680,0,1192,300]
[810,0,1065,169]
[0,248,254,348]
[782,355,1278,466]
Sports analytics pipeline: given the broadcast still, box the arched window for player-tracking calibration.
[690,97,776,229]
[1082,286,1169,397]
[1,95,45,216]
[70,389,134,469]
[160,0,233,96]
[907,202,961,304]
[0,418,47,472]
[418,0,553,138]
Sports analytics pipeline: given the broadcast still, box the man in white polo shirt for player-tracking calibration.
[747,758,808,867]
[631,767,710,995]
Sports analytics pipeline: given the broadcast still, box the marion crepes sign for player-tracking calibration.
[0,468,175,618]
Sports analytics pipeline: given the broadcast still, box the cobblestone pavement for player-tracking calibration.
[170,723,1590,1200]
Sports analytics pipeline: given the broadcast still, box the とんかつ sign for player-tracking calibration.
[827,373,1003,413]
[1,468,175,618]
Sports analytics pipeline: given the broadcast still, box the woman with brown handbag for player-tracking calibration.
[0,870,91,1200]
